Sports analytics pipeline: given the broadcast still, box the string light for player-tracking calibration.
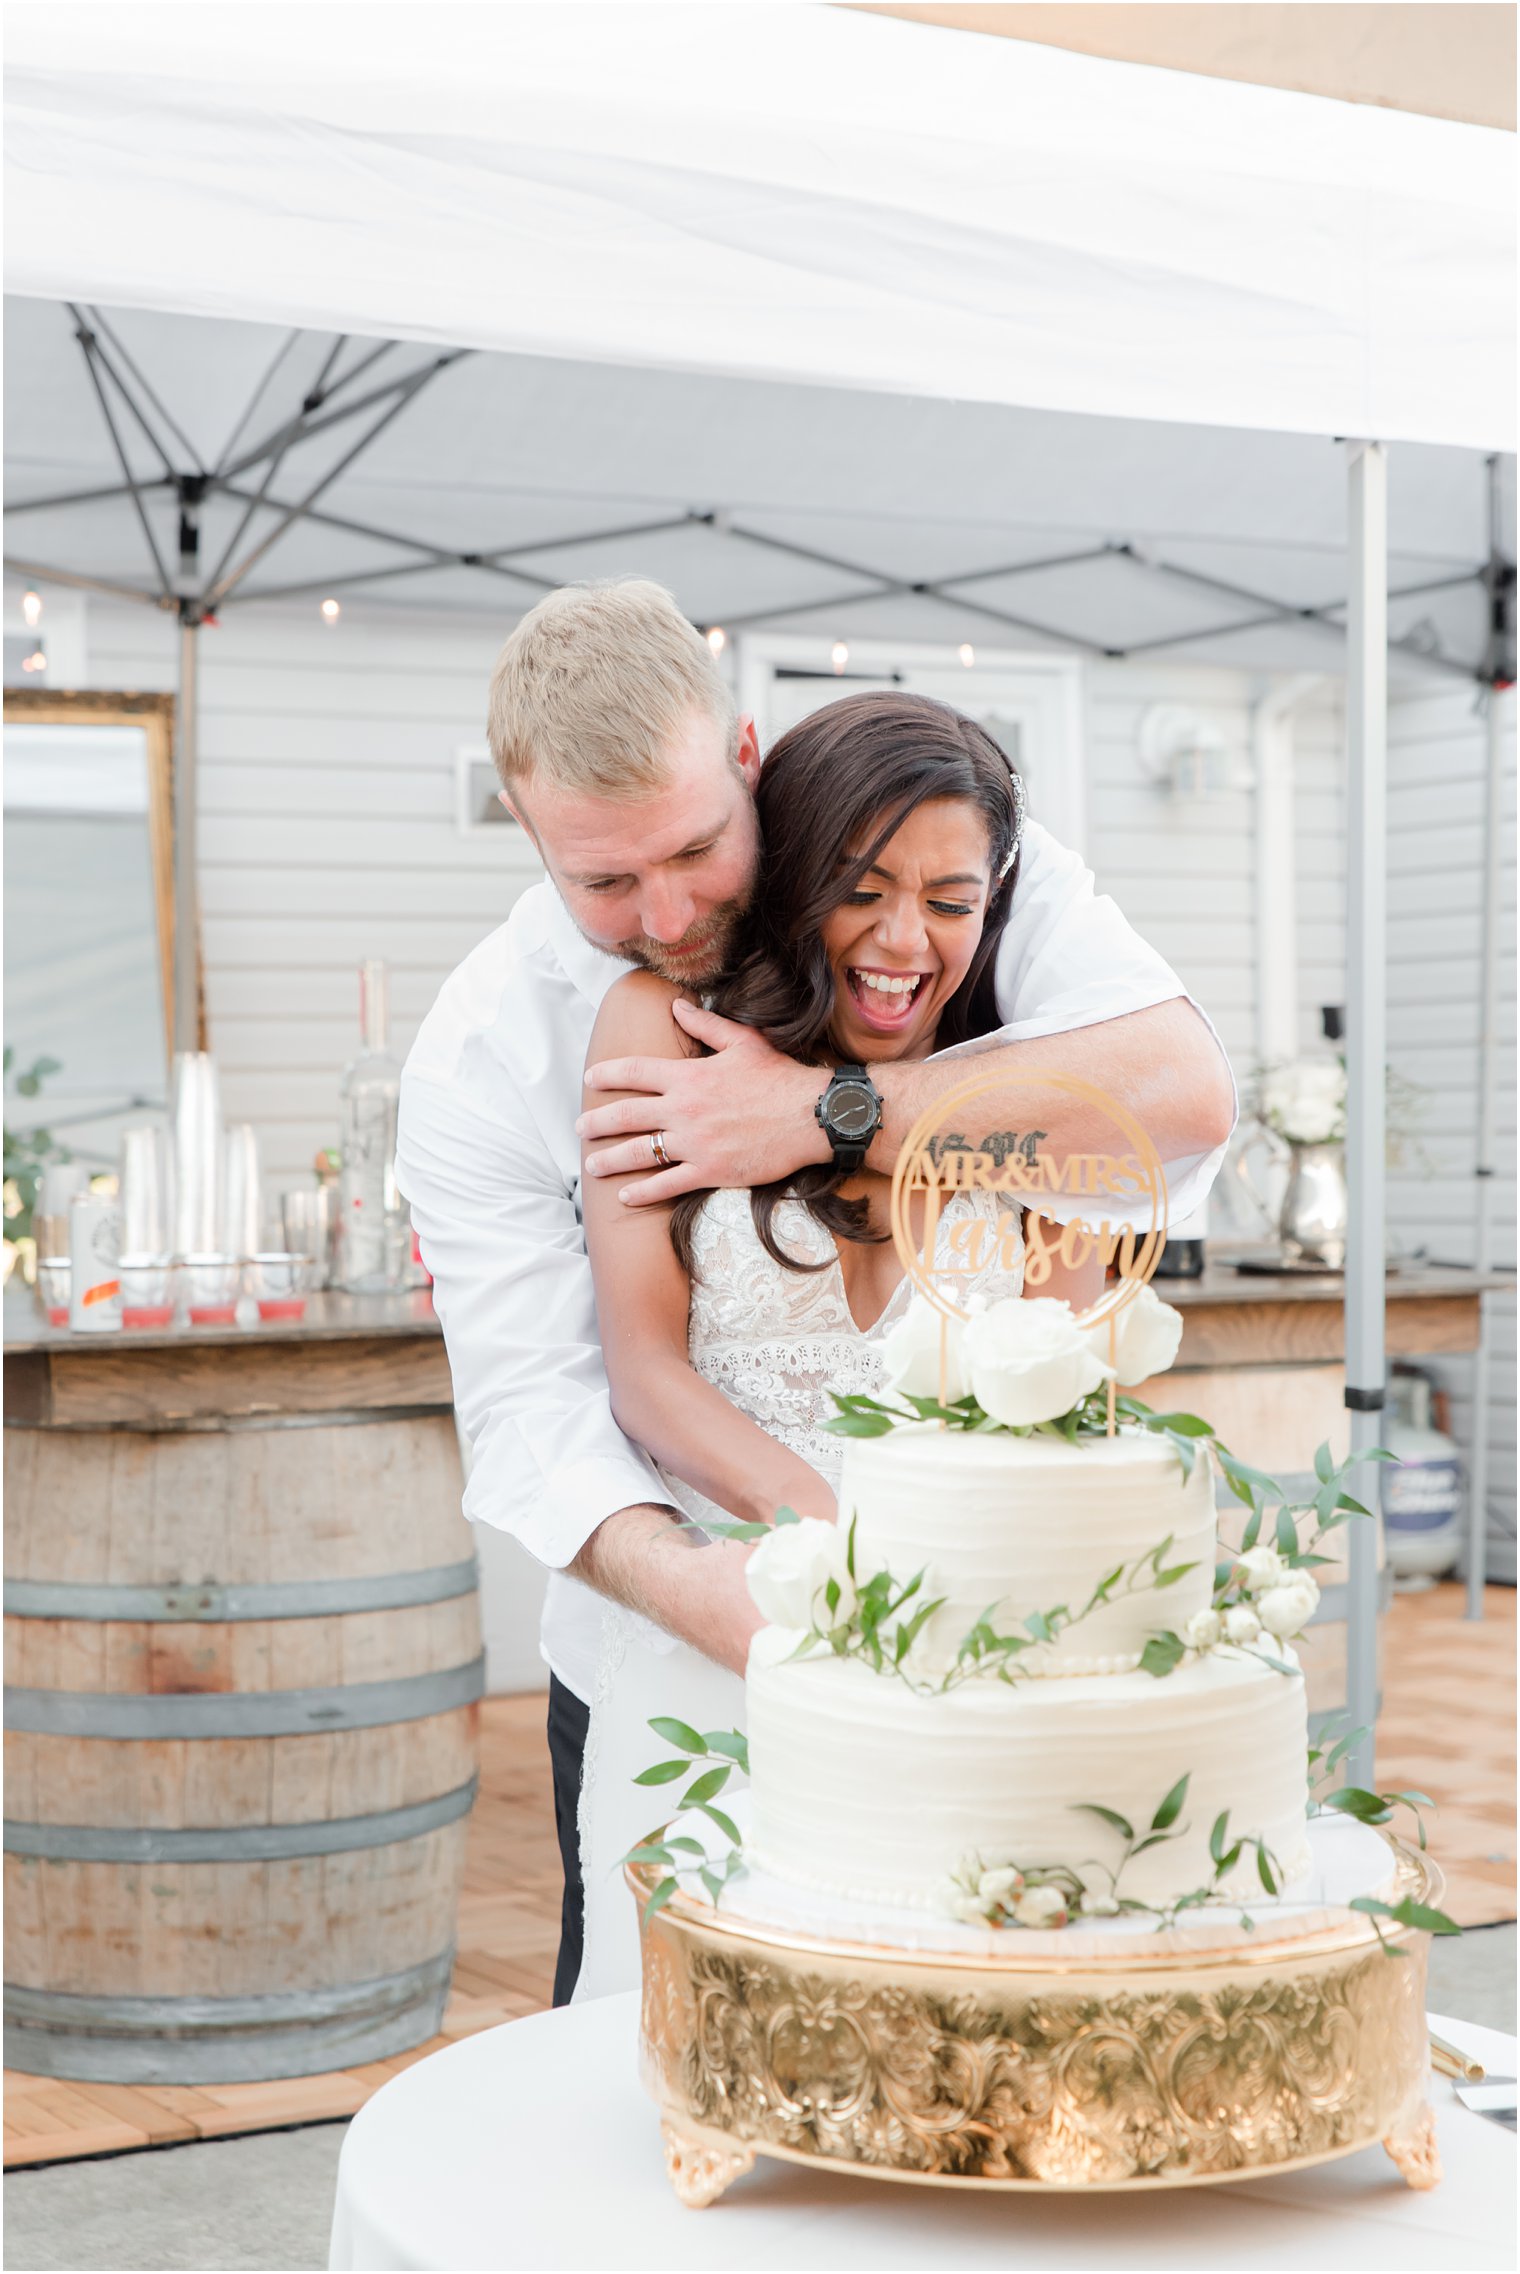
[21,590,43,629]
[320,597,341,624]
[958,643,975,667]
[830,640,849,675]
[705,626,727,656]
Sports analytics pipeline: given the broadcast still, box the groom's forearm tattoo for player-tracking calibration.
[926,1129,1046,1168]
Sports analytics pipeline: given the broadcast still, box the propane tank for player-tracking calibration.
[1383,1367,1463,1582]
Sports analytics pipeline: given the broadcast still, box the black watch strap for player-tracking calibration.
[814,1062,884,1174]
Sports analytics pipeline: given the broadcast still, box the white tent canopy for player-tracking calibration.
[4,3,1514,452]
[5,4,1516,1770]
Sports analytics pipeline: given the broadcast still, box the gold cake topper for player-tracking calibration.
[888,1069,1169,1332]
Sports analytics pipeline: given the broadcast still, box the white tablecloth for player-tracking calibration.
[329,1996,1515,2272]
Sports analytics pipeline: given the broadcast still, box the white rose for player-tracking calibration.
[1183,1607,1223,1652]
[1079,1890,1121,1917]
[963,1298,1110,1428]
[1012,1883,1069,1930]
[1087,1284,1185,1388]
[949,1892,995,1926]
[880,1293,969,1403]
[1256,1579,1320,1639]
[1223,1604,1262,1646]
[746,1518,856,1632]
[1236,1545,1289,1592]
[978,1865,1024,1904]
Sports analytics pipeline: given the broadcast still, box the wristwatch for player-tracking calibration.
[814,1063,884,1174]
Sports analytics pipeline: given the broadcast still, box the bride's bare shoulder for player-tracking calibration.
[587,968,698,1062]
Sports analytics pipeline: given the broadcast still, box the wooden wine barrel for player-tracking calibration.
[3,1306,482,2085]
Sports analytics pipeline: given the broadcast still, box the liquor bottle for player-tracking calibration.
[338,959,405,1292]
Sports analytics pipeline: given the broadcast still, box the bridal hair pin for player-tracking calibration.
[997,765,1026,881]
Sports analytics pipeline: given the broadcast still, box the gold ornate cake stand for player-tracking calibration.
[630,1840,1444,2206]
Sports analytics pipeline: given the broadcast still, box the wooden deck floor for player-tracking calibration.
[6,1579,1514,2167]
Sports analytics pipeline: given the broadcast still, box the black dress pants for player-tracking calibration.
[546,1674,590,2007]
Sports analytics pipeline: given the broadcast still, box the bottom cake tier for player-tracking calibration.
[745,1634,1310,1911]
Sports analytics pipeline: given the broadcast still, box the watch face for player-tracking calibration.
[830,1083,878,1139]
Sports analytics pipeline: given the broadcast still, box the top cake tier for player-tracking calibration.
[839,1423,1216,1674]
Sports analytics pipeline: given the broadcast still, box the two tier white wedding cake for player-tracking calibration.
[737,1286,1318,1930]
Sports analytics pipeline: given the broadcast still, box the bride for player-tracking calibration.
[573,691,1100,1998]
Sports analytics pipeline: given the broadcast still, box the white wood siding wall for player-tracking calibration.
[1386,688,1517,1577]
[1081,669,1348,1066]
[68,604,1512,1670]
[89,606,1337,1173]
[86,603,540,1182]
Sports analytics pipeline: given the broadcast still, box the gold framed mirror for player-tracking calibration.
[3,689,202,1186]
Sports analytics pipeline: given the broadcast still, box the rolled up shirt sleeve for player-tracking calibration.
[957,821,1238,1227]
[396,1065,664,1571]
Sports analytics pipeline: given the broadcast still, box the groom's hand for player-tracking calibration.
[579,999,831,1206]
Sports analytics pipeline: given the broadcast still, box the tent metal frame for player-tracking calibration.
[6,314,1516,1744]
[5,314,1505,679]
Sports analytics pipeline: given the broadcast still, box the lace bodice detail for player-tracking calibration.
[657,1186,1024,1526]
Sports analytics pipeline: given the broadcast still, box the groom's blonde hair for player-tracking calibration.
[488,579,738,801]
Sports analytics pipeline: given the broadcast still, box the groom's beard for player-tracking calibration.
[610,898,747,986]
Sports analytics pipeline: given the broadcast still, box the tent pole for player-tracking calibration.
[1343,441,1387,1795]
[1465,676,1508,1615]
[173,612,202,1054]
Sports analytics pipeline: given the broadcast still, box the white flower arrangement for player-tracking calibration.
[1256,1057,1346,1148]
[1138,1439,1386,1681]
[881,1285,1185,1428]
[1181,1509,1323,1660]
[1254,1056,1430,1169]
[731,1504,1200,1695]
[938,1773,1292,1936]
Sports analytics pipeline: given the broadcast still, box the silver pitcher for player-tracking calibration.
[1237,1134,1348,1270]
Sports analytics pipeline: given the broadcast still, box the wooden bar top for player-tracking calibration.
[3,1286,443,1356]
[1159,1254,1509,1311]
[5,1260,1508,1417]
[1157,1254,1509,1370]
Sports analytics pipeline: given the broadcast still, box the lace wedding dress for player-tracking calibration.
[572,1184,1024,2002]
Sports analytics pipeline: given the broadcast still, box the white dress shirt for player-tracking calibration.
[396,822,1231,1704]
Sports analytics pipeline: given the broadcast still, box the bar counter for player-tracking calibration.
[3,1258,1503,1440]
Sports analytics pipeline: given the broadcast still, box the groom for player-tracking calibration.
[396,579,1235,2002]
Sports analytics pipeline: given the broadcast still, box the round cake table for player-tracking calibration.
[328,1994,1516,2272]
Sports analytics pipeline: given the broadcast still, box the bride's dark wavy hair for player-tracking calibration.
[670,690,1025,1277]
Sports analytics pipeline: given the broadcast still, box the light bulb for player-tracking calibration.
[830,640,849,675]
[21,645,46,674]
[320,597,341,623]
[958,643,975,668]
[705,625,727,656]
[21,590,42,629]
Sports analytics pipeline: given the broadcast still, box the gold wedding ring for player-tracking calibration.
[651,1131,674,1170]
